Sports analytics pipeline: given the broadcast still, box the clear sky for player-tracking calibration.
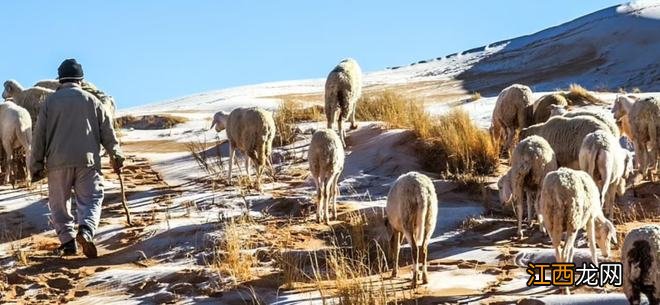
[1,1,623,109]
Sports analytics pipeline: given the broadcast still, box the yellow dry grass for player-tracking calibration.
[356,91,499,176]
[274,99,324,147]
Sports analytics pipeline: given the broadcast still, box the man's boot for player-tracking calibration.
[54,239,77,256]
[76,225,98,258]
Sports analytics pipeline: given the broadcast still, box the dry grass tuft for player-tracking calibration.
[562,83,606,106]
[274,99,324,147]
[211,219,256,285]
[416,109,499,176]
[185,138,226,182]
[356,91,499,176]
[355,91,427,129]
[115,114,188,130]
[313,212,400,305]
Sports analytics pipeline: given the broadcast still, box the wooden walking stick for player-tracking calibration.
[116,166,132,226]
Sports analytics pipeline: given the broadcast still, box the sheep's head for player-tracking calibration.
[497,172,512,205]
[549,104,567,117]
[2,80,22,100]
[210,111,229,132]
[612,95,633,120]
[596,218,617,258]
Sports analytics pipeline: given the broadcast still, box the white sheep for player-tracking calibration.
[579,130,634,218]
[520,115,613,169]
[622,225,660,305]
[2,80,53,126]
[34,79,117,120]
[562,109,621,138]
[612,95,659,181]
[385,171,438,288]
[324,58,362,147]
[210,107,276,191]
[0,100,32,184]
[490,84,534,157]
[612,95,637,140]
[539,168,617,270]
[499,135,558,238]
[308,129,344,224]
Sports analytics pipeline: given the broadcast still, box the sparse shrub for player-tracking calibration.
[185,138,225,181]
[355,91,427,129]
[273,99,324,147]
[115,114,188,130]
[356,91,499,176]
[211,219,256,284]
[563,83,606,106]
[469,91,481,102]
[418,109,499,176]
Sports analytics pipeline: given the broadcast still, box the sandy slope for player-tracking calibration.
[2,1,660,304]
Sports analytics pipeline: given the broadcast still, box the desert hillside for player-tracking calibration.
[1,1,659,305]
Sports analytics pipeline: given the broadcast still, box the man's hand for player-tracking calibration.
[110,155,125,174]
[31,169,46,183]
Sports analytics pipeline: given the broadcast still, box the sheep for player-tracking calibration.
[490,84,534,157]
[562,109,621,138]
[622,225,660,305]
[612,95,660,181]
[385,171,438,288]
[520,115,613,169]
[0,100,32,185]
[308,129,344,224]
[2,80,53,126]
[532,93,568,124]
[34,79,117,120]
[579,130,634,219]
[498,135,558,238]
[613,95,637,139]
[211,107,276,191]
[538,168,617,294]
[324,58,362,148]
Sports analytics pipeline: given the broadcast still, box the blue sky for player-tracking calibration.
[1,1,623,109]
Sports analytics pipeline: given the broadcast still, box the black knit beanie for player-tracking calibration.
[58,58,84,81]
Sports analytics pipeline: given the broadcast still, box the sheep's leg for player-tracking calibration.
[633,139,647,178]
[563,231,578,263]
[585,219,598,265]
[330,172,340,220]
[516,197,524,239]
[228,145,235,185]
[504,128,515,159]
[421,242,430,285]
[410,236,420,288]
[390,231,401,278]
[605,186,617,219]
[338,119,346,148]
[2,143,11,186]
[315,177,322,223]
[322,175,333,224]
[349,102,358,130]
[526,192,536,226]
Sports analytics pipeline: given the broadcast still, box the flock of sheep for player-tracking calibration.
[494,83,659,300]
[0,79,116,185]
[208,59,658,299]
[1,58,658,301]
